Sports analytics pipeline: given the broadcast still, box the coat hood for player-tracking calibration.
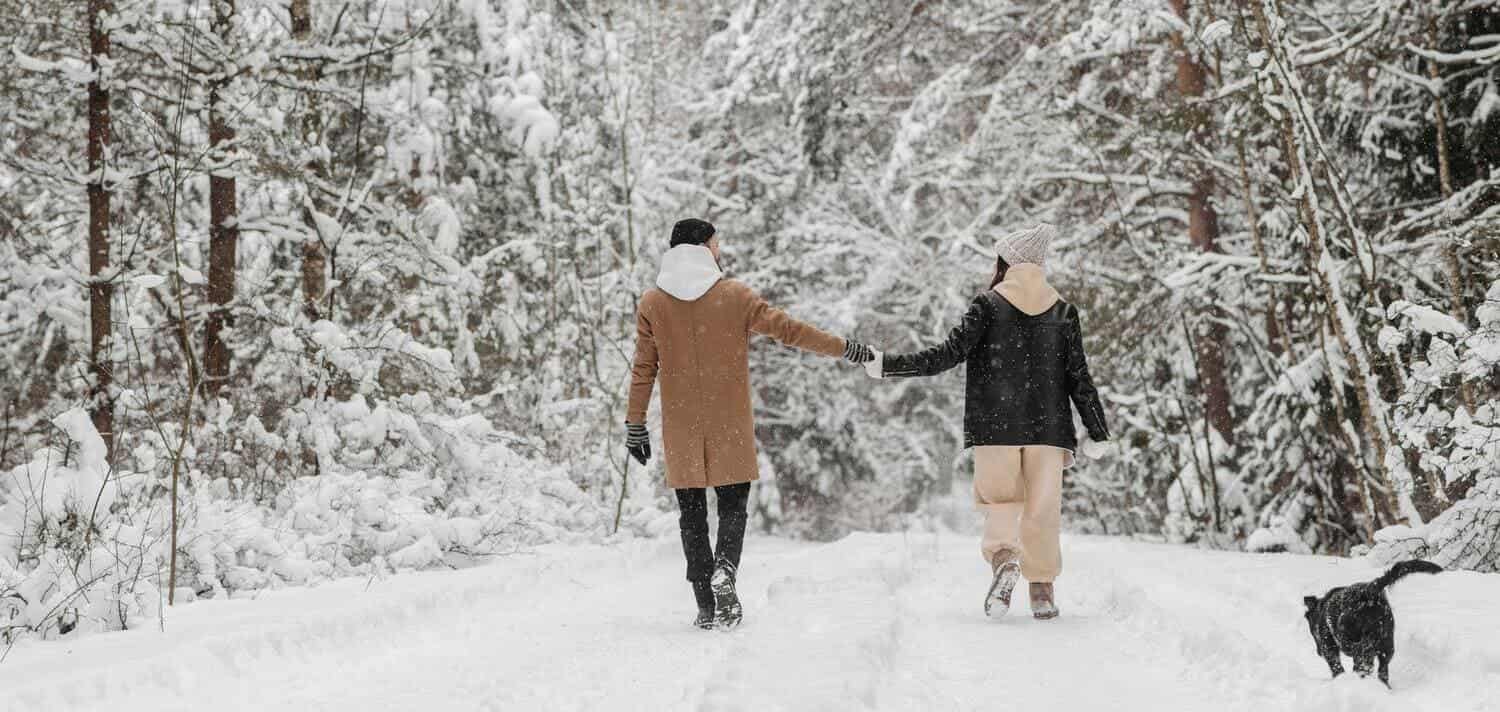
[656,244,723,301]
[993,263,1060,316]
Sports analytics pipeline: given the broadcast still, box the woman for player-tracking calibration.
[867,224,1109,619]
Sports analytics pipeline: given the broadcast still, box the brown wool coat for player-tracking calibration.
[627,279,846,489]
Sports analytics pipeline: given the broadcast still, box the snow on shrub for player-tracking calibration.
[1361,280,1500,572]
[1247,281,1500,563]
[0,409,162,639]
[174,394,605,598]
[1364,479,1500,573]
[0,396,605,641]
[1245,500,1315,556]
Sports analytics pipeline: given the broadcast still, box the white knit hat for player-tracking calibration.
[994,223,1057,266]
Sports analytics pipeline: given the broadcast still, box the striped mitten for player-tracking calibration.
[625,423,651,465]
[843,340,875,364]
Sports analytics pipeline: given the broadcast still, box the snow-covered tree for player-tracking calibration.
[3,0,1498,642]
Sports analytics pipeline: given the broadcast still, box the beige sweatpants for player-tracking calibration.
[973,445,1067,582]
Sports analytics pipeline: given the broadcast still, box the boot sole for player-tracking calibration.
[984,562,1021,618]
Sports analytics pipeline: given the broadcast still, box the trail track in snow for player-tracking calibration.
[4,533,1496,712]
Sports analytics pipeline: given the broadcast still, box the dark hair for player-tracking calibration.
[988,255,1010,289]
[670,218,717,247]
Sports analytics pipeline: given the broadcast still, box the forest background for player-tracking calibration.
[1,0,1496,640]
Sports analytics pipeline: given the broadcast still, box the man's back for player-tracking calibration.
[628,271,844,489]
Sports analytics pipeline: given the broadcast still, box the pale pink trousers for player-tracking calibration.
[973,445,1067,582]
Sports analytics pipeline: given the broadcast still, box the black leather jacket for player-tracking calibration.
[884,292,1109,451]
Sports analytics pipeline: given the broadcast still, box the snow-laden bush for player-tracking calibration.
[1382,282,1500,491]
[176,393,606,599]
[0,396,606,641]
[1364,478,1500,573]
[1361,280,1500,572]
[0,410,163,639]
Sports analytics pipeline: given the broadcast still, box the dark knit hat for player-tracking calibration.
[670,218,717,247]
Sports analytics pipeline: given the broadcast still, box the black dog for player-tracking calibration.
[1302,559,1442,686]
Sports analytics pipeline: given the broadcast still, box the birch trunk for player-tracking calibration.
[1249,0,1420,525]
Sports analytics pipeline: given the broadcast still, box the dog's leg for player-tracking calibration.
[1321,647,1345,678]
[1378,645,1393,687]
[1353,655,1374,678]
[1326,641,1350,680]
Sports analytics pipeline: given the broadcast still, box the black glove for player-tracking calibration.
[625,423,651,465]
[843,340,875,364]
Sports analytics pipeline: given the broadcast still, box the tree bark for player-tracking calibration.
[1425,13,1473,421]
[87,0,114,457]
[1426,15,1464,321]
[291,0,326,323]
[1236,136,1290,358]
[203,0,239,397]
[1171,0,1235,444]
[301,241,326,321]
[290,0,310,36]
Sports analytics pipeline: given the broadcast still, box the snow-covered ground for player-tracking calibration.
[3,533,1496,712]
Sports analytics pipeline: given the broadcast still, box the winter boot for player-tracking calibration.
[711,557,742,630]
[984,547,1022,618]
[1030,582,1059,620]
[692,580,716,630]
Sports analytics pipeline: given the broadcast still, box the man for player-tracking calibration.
[625,218,874,630]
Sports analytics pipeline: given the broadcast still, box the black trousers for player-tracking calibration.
[675,483,751,584]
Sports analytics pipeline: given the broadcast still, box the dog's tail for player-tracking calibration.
[1373,559,1442,590]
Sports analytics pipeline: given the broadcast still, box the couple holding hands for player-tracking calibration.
[625,218,1110,630]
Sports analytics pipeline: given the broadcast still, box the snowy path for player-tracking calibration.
[4,533,1497,712]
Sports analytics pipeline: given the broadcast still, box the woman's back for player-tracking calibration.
[881,266,1108,453]
[963,293,1084,450]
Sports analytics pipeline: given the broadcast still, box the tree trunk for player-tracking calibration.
[1426,16,1464,320]
[87,0,114,457]
[1425,13,1474,421]
[203,0,239,397]
[301,241,326,321]
[290,0,310,35]
[1236,136,1290,358]
[291,0,326,323]
[1171,0,1235,444]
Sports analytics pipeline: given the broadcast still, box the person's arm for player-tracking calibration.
[625,302,658,464]
[745,286,853,360]
[627,303,659,422]
[882,295,990,378]
[1065,304,1110,442]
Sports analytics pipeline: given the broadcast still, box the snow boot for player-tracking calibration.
[1030,582,1059,620]
[711,557,742,630]
[692,580,716,630]
[984,548,1022,618]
